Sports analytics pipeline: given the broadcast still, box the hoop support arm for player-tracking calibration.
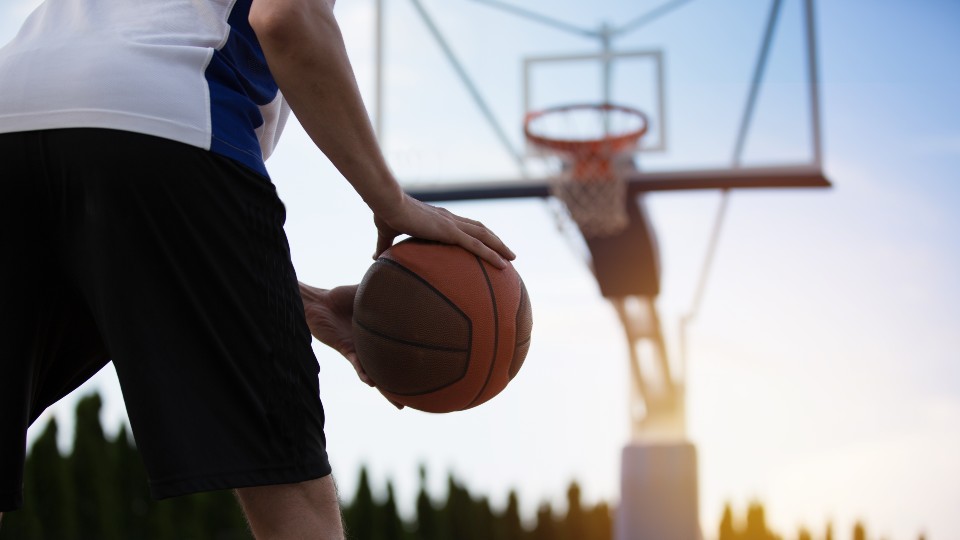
[406,166,831,202]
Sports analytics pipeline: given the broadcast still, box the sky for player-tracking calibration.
[4,0,960,539]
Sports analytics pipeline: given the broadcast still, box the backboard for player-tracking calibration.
[371,0,830,202]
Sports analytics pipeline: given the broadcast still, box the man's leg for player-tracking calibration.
[236,476,344,540]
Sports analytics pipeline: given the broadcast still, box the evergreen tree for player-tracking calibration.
[414,466,439,540]
[379,480,406,540]
[71,393,123,540]
[853,521,866,540]
[169,495,205,540]
[441,474,473,540]
[191,489,252,540]
[562,482,586,540]
[472,495,497,540]
[719,503,737,540]
[500,490,525,540]
[345,466,381,540]
[531,503,558,540]
[143,493,177,540]
[112,426,151,539]
[586,502,612,540]
[29,418,78,539]
[0,420,59,540]
[744,502,770,540]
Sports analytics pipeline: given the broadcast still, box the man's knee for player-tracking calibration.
[236,476,343,540]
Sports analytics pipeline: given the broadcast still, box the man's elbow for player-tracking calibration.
[249,0,334,46]
[249,0,300,42]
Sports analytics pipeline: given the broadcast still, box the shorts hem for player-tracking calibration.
[148,460,333,500]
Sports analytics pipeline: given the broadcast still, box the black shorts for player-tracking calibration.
[0,129,331,511]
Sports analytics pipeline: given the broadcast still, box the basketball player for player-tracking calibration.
[0,0,514,536]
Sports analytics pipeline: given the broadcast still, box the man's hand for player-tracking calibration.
[299,282,405,410]
[299,282,373,387]
[373,194,515,269]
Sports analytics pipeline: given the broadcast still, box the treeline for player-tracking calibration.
[0,393,250,540]
[345,467,610,540]
[0,393,610,540]
[0,392,923,540]
[717,503,927,540]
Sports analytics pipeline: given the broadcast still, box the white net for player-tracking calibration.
[548,157,630,238]
[525,104,647,239]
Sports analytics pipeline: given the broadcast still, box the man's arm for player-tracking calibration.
[249,0,514,267]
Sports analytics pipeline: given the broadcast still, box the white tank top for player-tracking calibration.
[0,0,287,177]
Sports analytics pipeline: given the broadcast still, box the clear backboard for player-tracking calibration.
[372,0,830,201]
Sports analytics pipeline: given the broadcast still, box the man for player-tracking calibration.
[0,0,514,537]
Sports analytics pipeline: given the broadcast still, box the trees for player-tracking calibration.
[0,393,248,540]
[0,392,922,540]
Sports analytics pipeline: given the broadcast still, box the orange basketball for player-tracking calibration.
[353,238,532,413]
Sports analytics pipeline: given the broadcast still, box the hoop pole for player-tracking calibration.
[407,0,528,172]
[732,0,783,168]
[654,49,667,153]
[679,189,731,376]
[374,0,384,141]
[468,0,599,39]
[601,27,614,136]
[614,0,699,38]
[804,0,824,168]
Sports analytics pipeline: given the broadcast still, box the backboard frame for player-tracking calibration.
[378,0,831,202]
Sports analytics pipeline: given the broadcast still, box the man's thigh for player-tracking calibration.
[50,129,333,499]
[0,131,110,512]
[2,129,333,510]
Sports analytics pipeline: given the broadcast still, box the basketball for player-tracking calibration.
[353,238,532,413]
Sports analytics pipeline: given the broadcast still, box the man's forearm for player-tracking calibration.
[250,0,404,217]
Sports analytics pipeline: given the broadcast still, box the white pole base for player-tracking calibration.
[615,441,701,540]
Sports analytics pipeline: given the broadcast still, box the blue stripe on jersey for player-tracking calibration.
[206,0,277,177]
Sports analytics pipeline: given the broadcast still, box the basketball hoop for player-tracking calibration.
[525,103,649,238]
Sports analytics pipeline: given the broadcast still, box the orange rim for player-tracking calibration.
[524,103,649,158]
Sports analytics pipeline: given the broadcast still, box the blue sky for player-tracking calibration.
[4,0,959,538]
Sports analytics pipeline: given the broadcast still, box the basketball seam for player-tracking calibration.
[365,257,473,397]
[467,256,498,408]
[354,320,470,353]
[509,283,530,380]
[515,284,530,347]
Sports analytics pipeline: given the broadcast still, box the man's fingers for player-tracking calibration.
[451,230,508,270]
[346,352,375,387]
[373,216,398,259]
[455,222,515,263]
[373,199,515,266]
[374,232,392,260]
[443,210,515,261]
